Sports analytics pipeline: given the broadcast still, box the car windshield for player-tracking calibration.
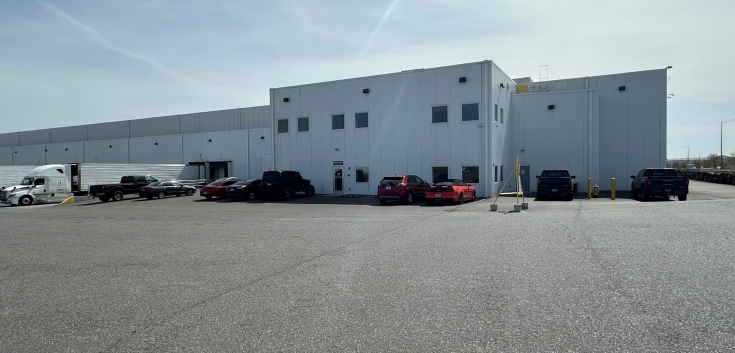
[643,169,678,177]
[19,178,34,185]
[541,170,570,178]
[433,179,457,186]
[207,180,227,186]
[147,182,161,187]
[262,171,280,181]
[379,177,403,185]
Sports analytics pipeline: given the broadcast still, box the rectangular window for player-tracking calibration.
[332,114,344,130]
[277,119,288,133]
[462,103,479,121]
[432,167,448,183]
[494,165,499,183]
[462,166,479,184]
[432,106,448,123]
[297,117,309,132]
[500,165,504,181]
[500,107,504,125]
[355,167,369,183]
[494,103,498,122]
[355,112,369,128]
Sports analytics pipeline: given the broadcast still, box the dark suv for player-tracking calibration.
[260,170,316,201]
[377,174,429,204]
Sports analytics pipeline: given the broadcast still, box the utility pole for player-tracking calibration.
[722,119,735,169]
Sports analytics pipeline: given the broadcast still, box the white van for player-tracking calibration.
[1,164,74,206]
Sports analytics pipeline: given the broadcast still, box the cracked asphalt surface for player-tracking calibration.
[1,181,734,352]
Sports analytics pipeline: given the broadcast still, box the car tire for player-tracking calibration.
[640,189,647,201]
[471,192,476,202]
[632,186,639,200]
[379,199,388,205]
[678,194,687,201]
[187,189,194,196]
[248,191,257,200]
[282,188,293,201]
[307,185,315,197]
[113,191,124,202]
[457,193,464,205]
[19,195,33,206]
[405,192,414,204]
[99,196,110,202]
[158,192,165,199]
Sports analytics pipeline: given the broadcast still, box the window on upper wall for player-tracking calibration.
[494,103,499,122]
[432,106,448,123]
[461,103,479,121]
[332,114,344,130]
[355,112,369,128]
[432,167,448,183]
[277,119,288,133]
[297,117,309,132]
[500,107,504,125]
[500,165,504,181]
[355,167,369,182]
[462,166,479,183]
[494,165,499,183]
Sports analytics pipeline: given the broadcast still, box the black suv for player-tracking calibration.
[260,170,316,200]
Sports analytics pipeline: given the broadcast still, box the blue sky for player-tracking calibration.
[1,0,734,158]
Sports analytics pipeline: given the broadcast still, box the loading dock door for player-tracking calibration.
[520,166,530,193]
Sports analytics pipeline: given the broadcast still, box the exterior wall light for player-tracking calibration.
[363,88,370,94]
[283,98,289,103]
[459,77,467,83]
[548,105,555,110]
[619,86,626,91]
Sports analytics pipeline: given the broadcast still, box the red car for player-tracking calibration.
[200,177,242,199]
[377,174,429,205]
[425,179,475,205]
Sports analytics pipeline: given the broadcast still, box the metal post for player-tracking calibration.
[587,178,592,199]
[611,178,616,200]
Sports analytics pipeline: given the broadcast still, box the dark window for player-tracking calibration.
[56,168,64,174]
[500,107,504,124]
[432,167,448,183]
[355,112,369,128]
[408,176,418,183]
[494,166,499,183]
[223,180,239,186]
[463,166,479,183]
[34,178,45,186]
[356,168,369,182]
[145,176,156,182]
[379,176,403,185]
[462,103,479,121]
[297,117,309,132]
[277,119,288,133]
[540,170,571,178]
[642,169,678,177]
[332,114,344,130]
[415,176,425,184]
[263,171,280,181]
[432,106,448,123]
[294,172,302,179]
[494,103,499,122]
[434,179,457,187]
[500,165,504,181]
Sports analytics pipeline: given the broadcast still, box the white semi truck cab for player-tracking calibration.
[0,164,76,206]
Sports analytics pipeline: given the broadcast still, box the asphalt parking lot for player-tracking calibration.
[1,181,734,352]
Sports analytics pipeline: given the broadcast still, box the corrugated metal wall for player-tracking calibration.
[84,139,129,163]
[19,129,51,146]
[241,106,271,129]
[51,126,87,143]
[128,135,183,164]
[45,142,84,164]
[0,133,19,147]
[129,115,180,138]
[87,121,130,141]
[12,145,46,165]
[0,147,12,165]
[180,109,241,134]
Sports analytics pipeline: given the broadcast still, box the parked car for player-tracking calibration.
[631,168,689,201]
[200,177,243,199]
[260,171,315,201]
[139,181,196,199]
[377,174,429,205]
[89,175,158,202]
[225,179,262,201]
[425,179,475,205]
[536,169,575,201]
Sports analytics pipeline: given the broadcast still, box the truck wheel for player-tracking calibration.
[100,196,110,202]
[187,189,194,196]
[405,192,414,204]
[678,194,687,201]
[158,192,165,199]
[306,185,315,197]
[19,195,33,206]
[640,189,648,201]
[282,188,293,201]
[631,186,638,200]
[113,191,124,201]
[457,193,464,205]
[379,199,388,205]
[248,191,257,200]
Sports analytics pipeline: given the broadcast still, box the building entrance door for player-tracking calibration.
[333,168,343,194]
[520,166,530,192]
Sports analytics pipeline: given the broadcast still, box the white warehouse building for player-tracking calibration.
[0,60,667,197]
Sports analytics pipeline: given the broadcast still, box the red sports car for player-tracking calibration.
[425,179,475,205]
[200,177,242,199]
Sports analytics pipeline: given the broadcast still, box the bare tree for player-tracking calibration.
[707,153,720,168]
[694,159,704,168]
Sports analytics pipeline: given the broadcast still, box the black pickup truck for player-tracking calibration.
[631,168,689,201]
[260,170,315,201]
[89,175,158,202]
[536,169,576,201]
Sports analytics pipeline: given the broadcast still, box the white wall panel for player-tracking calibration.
[12,145,46,165]
[128,135,183,164]
[0,133,19,147]
[87,121,130,141]
[240,106,271,130]
[19,129,51,146]
[0,147,14,165]
[84,139,129,163]
[180,109,240,134]
[247,129,270,180]
[129,115,180,138]
[45,142,84,164]
[51,126,86,143]
[182,130,249,178]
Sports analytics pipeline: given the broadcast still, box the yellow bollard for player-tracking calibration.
[611,178,616,200]
[587,178,592,199]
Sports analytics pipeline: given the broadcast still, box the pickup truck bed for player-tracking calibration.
[631,168,689,201]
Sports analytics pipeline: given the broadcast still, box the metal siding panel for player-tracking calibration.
[309,85,324,192]
[420,70,436,184]
[87,121,130,141]
[45,142,84,164]
[129,115,180,138]
[78,164,185,191]
[248,129,270,180]
[240,106,271,129]
[128,135,183,164]
[50,126,87,143]
[0,147,13,165]
[83,139,129,163]
[434,68,451,171]
[19,129,51,146]
[180,109,240,134]
[12,145,46,165]
[0,133,19,147]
